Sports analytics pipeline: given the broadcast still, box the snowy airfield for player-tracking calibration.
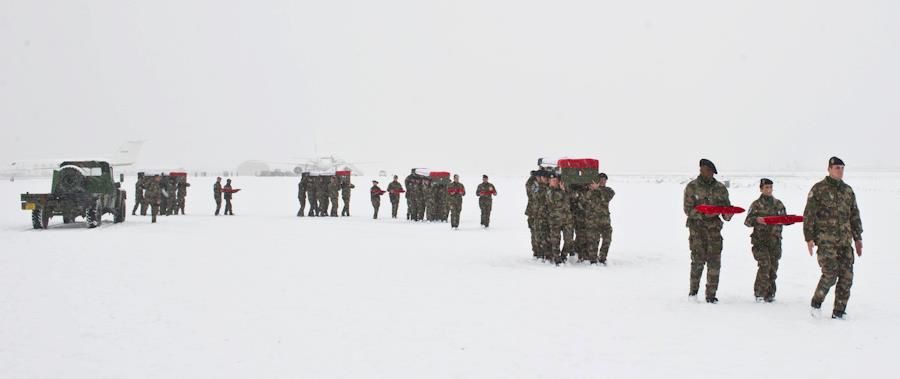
[1,172,898,378]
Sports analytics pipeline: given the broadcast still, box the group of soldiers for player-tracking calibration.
[366,171,496,228]
[296,173,355,217]
[132,172,191,223]
[683,157,863,320]
[526,169,615,266]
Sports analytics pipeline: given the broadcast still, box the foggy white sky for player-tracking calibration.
[1,0,898,175]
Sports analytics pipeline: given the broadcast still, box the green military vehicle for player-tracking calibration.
[21,161,128,229]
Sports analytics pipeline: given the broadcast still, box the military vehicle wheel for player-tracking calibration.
[86,207,100,229]
[31,209,44,229]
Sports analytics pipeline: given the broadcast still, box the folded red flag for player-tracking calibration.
[222,188,241,194]
[447,188,465,196]
[695,205,745,215]
[760,215,804,225]
[371,189,386,195]
[477,190,496,196]
[389,189,406,195]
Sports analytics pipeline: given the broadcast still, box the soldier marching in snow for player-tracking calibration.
[804,157,863,319]
[370,180,386,219]
[387,175,404,219]
[476,175,497,228]
[744,178,787,303]
[683,159,733,304]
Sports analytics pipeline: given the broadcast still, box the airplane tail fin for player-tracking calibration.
[110,140,144,166]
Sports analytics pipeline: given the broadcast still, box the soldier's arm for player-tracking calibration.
[744,201,758,227]
[683,185,700,219]
[802,188,818,242]
[607,188,615,201]
[850,190,863,241]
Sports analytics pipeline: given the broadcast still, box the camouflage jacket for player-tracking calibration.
[803,176,863,246]
[477,182,497,198]
[223,184,233,200]
[341,182,355,198]
[387,181,404,198]
[525,176,537,216]
[134,179,144,197]
[370,185,385,202]
[683,175,731,228]
[531,183,549,222]
[213,181,222,199]
[145,180,161,201]
[328,181,341,197]
[744,194,787,243]
[448,182,466,199]
[546,186,574,225]
[298,177,309,198]
[176,182,190,199]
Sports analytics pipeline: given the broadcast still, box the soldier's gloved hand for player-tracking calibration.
[722,214,733,222]
[855,240,863,257]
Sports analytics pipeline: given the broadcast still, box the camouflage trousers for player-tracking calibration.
[297,195,306,217]
[390,196,400,218]
[548,222,574,263]
[341,195,351,216]
[132,193,143,215]
[598,223,612,261]
[752,240,782,298]
[449,199,462,228]
[688,224,723,297]
[371,199,381,219]
[576,223,612,262]
[529,217,546,258]
[418,200,428,221]
[177,196,186,215]
[479,197,492,227]
[812,245,855,313]
[214,197,222,216]
[330,194,339,217]
[319,196,329,217]
[307,194,317,216]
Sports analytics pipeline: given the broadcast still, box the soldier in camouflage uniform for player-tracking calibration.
[596,173,615,264]
[132,173,145,215]
[525,170,540,258]
[328,176,340,217]
[804,157,863,319]
[297,173,309,217]
[404,170,415,220]
[743,178,787,302]
[683,159,733,304]
[422,178,433,221]
[223,178,235,215]
[176,176,190,215]
[447,174,466,229]
[370,180,385,219]
[318,176,331,217]
[387,175,404,218]
[407,177,419,221]
[341,177,355,216]
[214,177,223,216]
[546,173,574,265]
[570,186,588,259]
[307,176,319,216]
[476,175,497,228]
[145,175,162,223]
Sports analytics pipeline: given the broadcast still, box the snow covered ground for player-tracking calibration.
[1,172,897,378]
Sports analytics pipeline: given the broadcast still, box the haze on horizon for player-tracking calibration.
[2,0,898,175]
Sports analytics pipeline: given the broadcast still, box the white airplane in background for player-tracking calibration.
[1,141,144,179]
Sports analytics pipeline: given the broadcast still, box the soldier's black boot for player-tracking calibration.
[831,310,846,320]
[705,297,718,304]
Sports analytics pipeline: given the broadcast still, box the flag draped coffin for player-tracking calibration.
[558,158,599,184]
